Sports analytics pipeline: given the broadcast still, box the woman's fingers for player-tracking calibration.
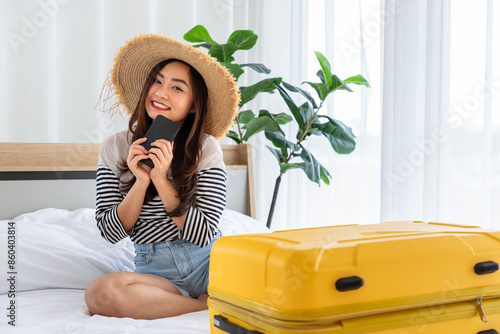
[133,137,148,145]
[128,138,147,159]
[132,138,148,153]
[150,140,173,165]
[126,138,153,182]
[131,154,149,165]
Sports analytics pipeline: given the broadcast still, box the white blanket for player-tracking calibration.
[0,208,269,333]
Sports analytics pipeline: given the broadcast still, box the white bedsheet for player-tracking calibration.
[8,289,211,334]
[0,208,269,333]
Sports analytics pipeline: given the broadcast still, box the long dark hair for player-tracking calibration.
[118,59,208,217]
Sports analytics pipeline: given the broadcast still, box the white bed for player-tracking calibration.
[0,143,267,334]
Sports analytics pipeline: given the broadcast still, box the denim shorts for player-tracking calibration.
[133,233,220,299]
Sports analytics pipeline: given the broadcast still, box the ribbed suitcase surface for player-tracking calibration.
[208,221,500,333]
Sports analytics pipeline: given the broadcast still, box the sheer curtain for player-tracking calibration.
[1,0,244,143]
[265,0,499,230]
[242,0,379,230]
[380,0,499,228]
[269,0,381,229]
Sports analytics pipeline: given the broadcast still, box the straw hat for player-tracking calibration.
[103,34,240,140]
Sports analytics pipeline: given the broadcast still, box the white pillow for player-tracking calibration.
[0,208,135,294]
[219,209,270,236]
[0,208,269,294]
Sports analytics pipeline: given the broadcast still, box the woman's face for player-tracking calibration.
[145,61,195,126]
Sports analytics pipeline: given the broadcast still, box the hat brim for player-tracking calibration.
[111,34,240,140]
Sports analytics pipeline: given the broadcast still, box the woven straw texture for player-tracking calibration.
[111,34,240,140]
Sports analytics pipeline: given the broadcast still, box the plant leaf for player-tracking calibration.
[208,43,238,63]
[299,102,315,125]
[226,130,241,144]
[303,81,329,101]
[318,115,356,138]
[265,130,300,152]
[184,25,217,45]
[313,116,356,154]
[240,63,271,74]
[330,75,353,92]
[282,82,318,109]
[275,83,305,130]
[320,165,331,185]
[228,30,258,50]
[314,51,333,87]
[299,147,321,185]
[258,110,293,125]
[191,42,213,49]
[221,62,244,81]
[296,102,315,141]
[280,162,305,174]
[237,110,255,124]
[273,113,293,125]
[243,116,280,141]
[240,77,282,107]
[281,160,331,185]
[344,74,370,88]
[316,70,327,86]
[266,146,284,163]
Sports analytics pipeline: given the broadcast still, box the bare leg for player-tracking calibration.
[85,271,208,320]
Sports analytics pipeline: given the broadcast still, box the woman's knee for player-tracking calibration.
[85,272,129,317]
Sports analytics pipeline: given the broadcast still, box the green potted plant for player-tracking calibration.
[183,25,292,144]
[184,25,369,228]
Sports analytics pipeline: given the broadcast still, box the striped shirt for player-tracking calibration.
[95,130,227,247]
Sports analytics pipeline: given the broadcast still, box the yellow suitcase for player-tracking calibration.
[208,221,500,333]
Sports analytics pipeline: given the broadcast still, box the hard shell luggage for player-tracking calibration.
[207,221,500,333]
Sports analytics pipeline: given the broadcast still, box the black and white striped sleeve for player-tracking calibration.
[181,167,227,247]
[95,164,129,244]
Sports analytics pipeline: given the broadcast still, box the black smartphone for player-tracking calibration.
[140,115,180,168]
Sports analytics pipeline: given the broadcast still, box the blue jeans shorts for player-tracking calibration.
[133,233,220,299]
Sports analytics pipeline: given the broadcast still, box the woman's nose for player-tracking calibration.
[155,87,169,100]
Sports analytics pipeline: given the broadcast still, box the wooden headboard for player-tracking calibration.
[0,143,255,220]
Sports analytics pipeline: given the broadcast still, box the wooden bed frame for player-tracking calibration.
[0,143,255,220]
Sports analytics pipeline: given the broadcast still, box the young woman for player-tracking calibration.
[84,34,239,320]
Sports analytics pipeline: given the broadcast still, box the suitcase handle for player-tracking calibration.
[477,330,499,334]
[474,261,499,275]
[213,315,264,334]
[335,276,364,291]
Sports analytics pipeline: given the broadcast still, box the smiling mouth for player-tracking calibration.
[152,101,170,110]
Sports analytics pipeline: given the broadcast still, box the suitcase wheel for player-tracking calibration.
[477,330,499,334]
[474,261,499,275]
[335,276,364,292]
[213,315,264,334]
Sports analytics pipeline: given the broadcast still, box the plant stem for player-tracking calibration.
[266,174,282,229]
[267,98,326,228]
[284,100,325,164]
[235,118,245,143]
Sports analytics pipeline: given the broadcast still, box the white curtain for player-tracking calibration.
[380,0,500,228]
[2,0,498,229]
[0,0,247,143]
[267,0,381,230]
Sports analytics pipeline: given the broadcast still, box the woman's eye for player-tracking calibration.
[173,86,183,92]
[154,79,161,84]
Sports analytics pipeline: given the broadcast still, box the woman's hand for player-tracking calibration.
[148,139,174,184]
[127,137,151,184]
